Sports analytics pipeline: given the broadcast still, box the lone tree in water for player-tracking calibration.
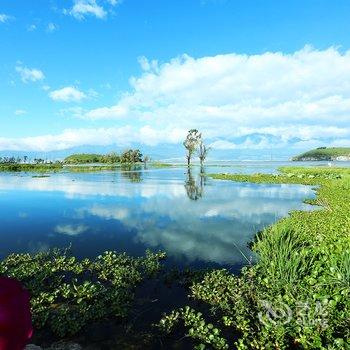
[183,129,201,166]
[198,139,210,166]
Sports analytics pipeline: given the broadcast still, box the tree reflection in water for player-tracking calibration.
[184,166,206,200]
[120,165,143,183]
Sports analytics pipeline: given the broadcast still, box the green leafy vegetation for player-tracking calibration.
[292,147,350,161]
[0,160,174,173]
[0,149,176,173]
[0,249,165,338]
[159,167,350,349]
[0,163,63,172]
[119,149,143,163]
[159,306,229,349]
[64,150,143,165]
[64,153,107,164]
[66,165,119,172]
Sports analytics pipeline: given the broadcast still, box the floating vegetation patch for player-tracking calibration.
[0,249,166,338]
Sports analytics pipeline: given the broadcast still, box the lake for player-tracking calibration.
[0,162,323,272]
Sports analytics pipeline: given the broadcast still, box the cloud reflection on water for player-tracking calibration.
[0,169,316,267]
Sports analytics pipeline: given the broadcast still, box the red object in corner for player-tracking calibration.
[0,277,33,350]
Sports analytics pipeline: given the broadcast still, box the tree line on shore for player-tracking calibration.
[0,149,145,166]
[63,149,144,164]
[0,156,58,165]
[1,130,209,166]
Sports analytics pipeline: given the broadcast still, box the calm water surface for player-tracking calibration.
[0,163,319,271]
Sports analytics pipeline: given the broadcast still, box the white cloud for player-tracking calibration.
[49,86,87,102]
[0,173,314,265]
[77,105,128,119]
[0,13,13,23]
[54,224,89,236]
[65,0,121,20]
[209,125,350,150]
[106,0,119,5]
[2,125,345,152]
[3,47,350,153]
[27,24,37,32]
[329,138,350,147]
[16,65,45,83]
[83,205,130,220]
[47,22,58,32]
[14,109,27,116]
[210,137,285,150]
[0,126,185,152]
[77,47,350,147]
[67,0,107,20]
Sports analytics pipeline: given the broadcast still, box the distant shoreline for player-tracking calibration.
[292,147,350,161]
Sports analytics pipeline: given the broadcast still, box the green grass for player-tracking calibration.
[65,162,176,171]
[0,161,175,173]
[292,147,350,161]
[160,167,350,349]
[65,165,119,172]
[147,161,176,168]
[0,163,63,172]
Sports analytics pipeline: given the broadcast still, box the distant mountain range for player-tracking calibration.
[0,144,298,162]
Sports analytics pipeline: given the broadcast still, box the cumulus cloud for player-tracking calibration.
[209,125,350,150]
[27,24,37,32]
[0,13,13,23]
[76,46,350,149]
[106,0,120,5]
[67,0,107,19]
[0,126,185,152]
[49,86,87,102]
[16,65,45,83]
[209,138,278,150]
[83,105,127,119]
[65,0,121,20]
[3,47,350,152]
[47,22,58,32]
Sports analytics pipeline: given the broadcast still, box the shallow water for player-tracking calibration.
[0,163,318,271]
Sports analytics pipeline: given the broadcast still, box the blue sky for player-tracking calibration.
[1,0,350,159]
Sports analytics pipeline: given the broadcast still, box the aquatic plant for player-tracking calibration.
[0,163,63,172]
[0,249,165,337]
[160,167,350,349]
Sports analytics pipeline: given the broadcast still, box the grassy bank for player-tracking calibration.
[0,162,175,173]
[65,162,174,172]
[159,167,350,349]
[0,163,63,172]
[65,164,119,172]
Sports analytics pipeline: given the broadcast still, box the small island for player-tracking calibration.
[292,147,350,161]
